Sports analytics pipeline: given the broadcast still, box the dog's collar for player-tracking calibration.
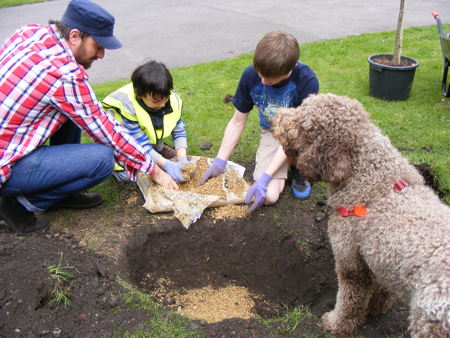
[336,179,410,217]
[393,178,409,192]
[336,205,367,217]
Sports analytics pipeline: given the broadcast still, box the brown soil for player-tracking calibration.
[371,55,417,67]
[0,163,413,337]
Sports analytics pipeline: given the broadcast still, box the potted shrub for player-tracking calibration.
[368,0,419,101]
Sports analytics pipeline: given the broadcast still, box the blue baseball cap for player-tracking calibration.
[62,0,122,50]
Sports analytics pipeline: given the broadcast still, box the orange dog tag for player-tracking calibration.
[353,205,367,217]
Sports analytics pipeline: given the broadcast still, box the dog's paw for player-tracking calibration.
[322,311,342,334]
[321,311,335,331]
[321,310,361,335]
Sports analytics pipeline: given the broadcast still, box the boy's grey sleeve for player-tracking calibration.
[148,149,163,163]
[172,119,188,150]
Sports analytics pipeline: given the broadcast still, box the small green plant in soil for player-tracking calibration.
[262,305,316,335]
[46,252,76,307]
[297,239,312,259]
[271,211,284,229]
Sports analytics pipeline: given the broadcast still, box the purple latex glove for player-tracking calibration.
[162,160,185,183]
[245,173,272,214]
[178,156,191,164]
[200,157,227,185]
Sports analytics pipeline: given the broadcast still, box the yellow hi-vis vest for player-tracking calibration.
[102,83,182,144]
[102,83,182,171]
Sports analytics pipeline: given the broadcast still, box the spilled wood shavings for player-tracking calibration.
[176,285,257,323]
[210,204,249,221]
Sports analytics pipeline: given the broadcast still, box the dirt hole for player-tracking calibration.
[126,216,324,323]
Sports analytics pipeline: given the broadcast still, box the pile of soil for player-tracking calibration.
[0,164,411,337]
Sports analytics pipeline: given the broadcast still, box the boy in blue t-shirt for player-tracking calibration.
[201,31,319,213]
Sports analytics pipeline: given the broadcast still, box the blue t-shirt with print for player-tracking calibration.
[232,62,319,129]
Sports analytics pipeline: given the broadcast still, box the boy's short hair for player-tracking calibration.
[131,60,173,98]
[253,31,300,78]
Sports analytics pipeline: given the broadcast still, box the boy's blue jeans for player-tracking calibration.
[0,121,115,212]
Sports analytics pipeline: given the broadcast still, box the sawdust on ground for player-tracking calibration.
[148,277,258,323]
[177,285,257,323]
[209,204,249,221]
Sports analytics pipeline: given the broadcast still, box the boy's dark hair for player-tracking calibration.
[49,20,89,40]
[131,61,173,98]
[253,31,300,78]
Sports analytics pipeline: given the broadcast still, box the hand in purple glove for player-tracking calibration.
[162,160,185,183]
[200,157,227,185]
[245,173,272,214]
[178,156,191,164]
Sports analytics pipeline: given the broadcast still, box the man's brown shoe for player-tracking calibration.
[0,197,50,235]
[57,192,104,209]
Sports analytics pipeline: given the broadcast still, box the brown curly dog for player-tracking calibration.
[272,93,450,337]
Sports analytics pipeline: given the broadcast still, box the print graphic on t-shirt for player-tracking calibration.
[251,82,297,128]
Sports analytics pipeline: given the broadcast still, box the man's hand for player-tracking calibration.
[245,173,272,213]
[200,157,227,185]
[162,159,185,183]
[150,164,179,190]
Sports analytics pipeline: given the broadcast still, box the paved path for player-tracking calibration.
[1,0,449,83]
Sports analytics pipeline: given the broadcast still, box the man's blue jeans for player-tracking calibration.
[0,121,115,212]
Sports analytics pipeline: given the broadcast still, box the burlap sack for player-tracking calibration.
[136,156,249,228]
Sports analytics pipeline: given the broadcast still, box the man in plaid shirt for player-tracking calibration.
[0,0,178,235]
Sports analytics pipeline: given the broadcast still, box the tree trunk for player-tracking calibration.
[392,0,406,65]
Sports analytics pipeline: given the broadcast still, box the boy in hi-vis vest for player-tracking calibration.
[103,60,189,183]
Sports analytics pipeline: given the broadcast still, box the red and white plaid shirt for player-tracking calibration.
[0,24,153,186]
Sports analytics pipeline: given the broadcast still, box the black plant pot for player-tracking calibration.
[368,54,419,101]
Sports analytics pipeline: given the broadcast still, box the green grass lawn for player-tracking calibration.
[0,0,45,8]
[93,24,450,203]
[4,0,448,203]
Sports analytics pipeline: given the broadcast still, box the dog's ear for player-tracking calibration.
[309,118,357,183]
[294,140,353,183]
[321,149,352,183]
[272,108,300,149]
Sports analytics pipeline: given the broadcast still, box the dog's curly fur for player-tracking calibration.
[272,93,450,337]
